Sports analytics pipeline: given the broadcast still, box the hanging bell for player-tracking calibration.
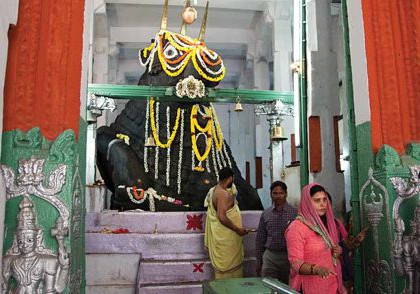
[144,135,156,147]
[271,125,287,141]
[234,97,244,112]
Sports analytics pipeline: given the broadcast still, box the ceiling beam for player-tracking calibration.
[104,0,287,11]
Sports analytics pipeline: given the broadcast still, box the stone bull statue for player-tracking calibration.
[96,0,263,211]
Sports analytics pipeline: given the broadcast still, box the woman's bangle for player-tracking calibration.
[310,263,316,275]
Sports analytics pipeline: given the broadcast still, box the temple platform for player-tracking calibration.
[86,210,262,293]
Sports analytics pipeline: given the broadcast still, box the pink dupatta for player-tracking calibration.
[293,183,344,293]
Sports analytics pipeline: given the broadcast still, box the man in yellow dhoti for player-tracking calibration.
[204,167,248,279]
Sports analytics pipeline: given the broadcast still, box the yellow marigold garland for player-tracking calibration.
[190,105,212,163]
[142,42,155,58]
[191,105,212,133]
[211,104,223,151]
[150,99,181,148]
[191,51,226,82]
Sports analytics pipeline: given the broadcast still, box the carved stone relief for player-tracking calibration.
[391,165,420,294]
[0,157,71,293]
[360,168,394,294]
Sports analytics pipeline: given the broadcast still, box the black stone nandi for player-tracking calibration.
[96,0,262,211]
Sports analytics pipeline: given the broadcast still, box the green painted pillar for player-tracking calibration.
[358,143,420,293]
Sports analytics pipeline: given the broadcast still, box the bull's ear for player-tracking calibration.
[198,1,209,42]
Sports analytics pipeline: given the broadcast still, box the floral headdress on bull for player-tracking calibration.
[139,0,226,87]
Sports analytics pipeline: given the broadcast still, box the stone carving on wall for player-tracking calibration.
[0,157,70,293]
[391,165,420,294]
[360,168,393,294]
[0,157,69,227]
[68,162,83,294]
[2,197,70,293]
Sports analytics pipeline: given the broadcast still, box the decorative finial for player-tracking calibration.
[198,1,209,42]
[180,0,197,35]
[160,0,169,30]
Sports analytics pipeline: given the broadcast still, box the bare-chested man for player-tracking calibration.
[204,167,248,279]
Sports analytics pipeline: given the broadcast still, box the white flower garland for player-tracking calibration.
[126,186,185,212]
[195,50,225,75]
[220,147,227,167]
[222,142,232,168]
[126,187,147,204]
[191,145,195,171]
[166,106,171,186]
[177,109,185,194]
[211,138,219,181]
[215,142,223,170]
[154,101,160,180]
[144,99,150,173]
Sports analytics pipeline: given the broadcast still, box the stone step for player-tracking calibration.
[86,210,262,234]
[85,285,135,294]
[86,253,141,286]
[86,232,257,260]
[138,283,203,294]
[138,257,257,285]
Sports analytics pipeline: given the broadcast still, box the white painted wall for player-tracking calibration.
[306,0,345,217]
[347,0,370,125]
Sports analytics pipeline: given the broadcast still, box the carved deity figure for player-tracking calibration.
[2,196,69,293]
[394,200,420,294]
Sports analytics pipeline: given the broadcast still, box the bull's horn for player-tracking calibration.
[198,1,209,41]
[160,0,169,30]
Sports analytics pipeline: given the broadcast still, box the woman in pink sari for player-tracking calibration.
[285,183,345,293]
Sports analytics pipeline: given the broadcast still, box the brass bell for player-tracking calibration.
[234,97,244,112]
[271,125,287,141]
[144,135,156,147]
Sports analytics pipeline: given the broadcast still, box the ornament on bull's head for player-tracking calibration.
[181,0,198,31]
[138,0,225,86]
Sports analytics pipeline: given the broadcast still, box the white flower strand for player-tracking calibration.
[222,142,232,168]
[144,100,150,173]
[166,106,171,186]
[191,147,195,171]
[211,138,219,181]
[215,142,223,170]
[220,147,227,167]
[154,101,160,180]
[177,109,185,194]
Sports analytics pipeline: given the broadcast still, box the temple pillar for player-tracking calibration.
[347,0,420,292]
[272,1,300,205]
[306,0,345,216]
[1,0,89,292]
[252,38,272,207]
[0,0,19,159]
